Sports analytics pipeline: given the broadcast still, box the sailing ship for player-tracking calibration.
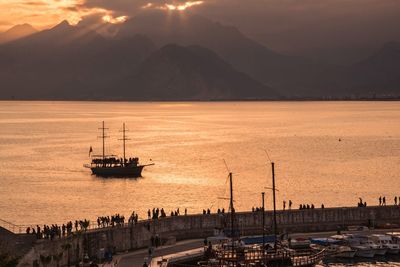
[84,121,154,177]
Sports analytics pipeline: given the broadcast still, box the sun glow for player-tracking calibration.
[142,1,204,11]
[165,1,204,11]
[102,15,128,24]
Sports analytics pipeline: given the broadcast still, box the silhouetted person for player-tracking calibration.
[321,204,325,209]
[283,201,286,210]
[383,196,386,205]
[289,200,292,210]
[379,196,382,206]
[395,197,398,205]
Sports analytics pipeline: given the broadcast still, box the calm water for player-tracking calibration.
[0,101,399,226]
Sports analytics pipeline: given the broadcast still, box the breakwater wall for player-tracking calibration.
[6,205,400,267]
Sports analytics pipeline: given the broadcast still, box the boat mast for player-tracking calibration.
[229,172,235,258]
[262,191,265,262]
[119,123,130,166]
[123,123,126,164]
[271,162,278,250]
[98,121,109,166]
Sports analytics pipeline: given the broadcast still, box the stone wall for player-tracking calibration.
[12,205,400,267]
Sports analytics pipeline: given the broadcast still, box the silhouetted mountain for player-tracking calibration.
[347,42,400,96]
[0,14,399,100]
[112,44,278,100]
[0,21,275,100]
[0,22,156,99]
[117,10,336,97]
[0,24,37,44]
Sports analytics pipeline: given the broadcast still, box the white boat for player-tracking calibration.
[371,234,400,255]
[332,234,375,258]
[331,246,357,258]
[352,245,375,258]
[366,240,387,256]
[310,237,356,259]
[357,236,387,256]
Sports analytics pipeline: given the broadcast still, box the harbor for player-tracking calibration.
[2,205,400,266]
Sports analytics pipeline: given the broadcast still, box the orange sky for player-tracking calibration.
[0,0,205,31]
[0,0,87,31]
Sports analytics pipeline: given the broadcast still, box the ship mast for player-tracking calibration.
[271,162,278,250]
[119,123,130,166]
[98,121,109,166]
[229,172,235,258]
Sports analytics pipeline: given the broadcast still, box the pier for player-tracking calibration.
[1,205,400,267]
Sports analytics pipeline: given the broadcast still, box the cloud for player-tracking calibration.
[80,0,207,15]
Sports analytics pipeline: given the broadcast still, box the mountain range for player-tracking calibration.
[0,11,399,100]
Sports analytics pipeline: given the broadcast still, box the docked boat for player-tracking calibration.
[331,234,375,258]
[371,234,400,254]
[353,235,387,256]
[310,238,356,259]
[84,122,154,177]
[352,245,375,258]
[331,246,357,258]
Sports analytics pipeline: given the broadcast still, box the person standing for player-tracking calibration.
[395,196,398,205]
[283,201,286,210]
[289,200,292,210]
[383,196,386,206]
[379,196,382,206]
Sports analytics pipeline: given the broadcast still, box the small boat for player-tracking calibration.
[352,245,375,258]
[332,234,375,258]
[353,235,387,256]
[332,246,357,258]
[371,234,400,254]
[84,122,154,177]
[310,238,356,259]
[289,237,311,249]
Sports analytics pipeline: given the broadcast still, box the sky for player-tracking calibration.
[1,0,399,63]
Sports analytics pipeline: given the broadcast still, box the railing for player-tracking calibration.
[0,219,106,235]
[0,218,28,234]
[291,250,325,266]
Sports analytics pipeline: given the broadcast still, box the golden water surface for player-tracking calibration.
[0,101,399,225]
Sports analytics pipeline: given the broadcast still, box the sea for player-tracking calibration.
[0,101,399,227]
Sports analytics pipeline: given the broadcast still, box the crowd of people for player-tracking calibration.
[26,196,400,241]
[147,207,188,219]
[91,157,139,167]
[97,214,125,228]
[26,219,90,240]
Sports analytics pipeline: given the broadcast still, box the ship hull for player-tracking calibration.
[91,165,145,177]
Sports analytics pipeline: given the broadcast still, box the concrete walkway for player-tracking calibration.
[117,239,204,267]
